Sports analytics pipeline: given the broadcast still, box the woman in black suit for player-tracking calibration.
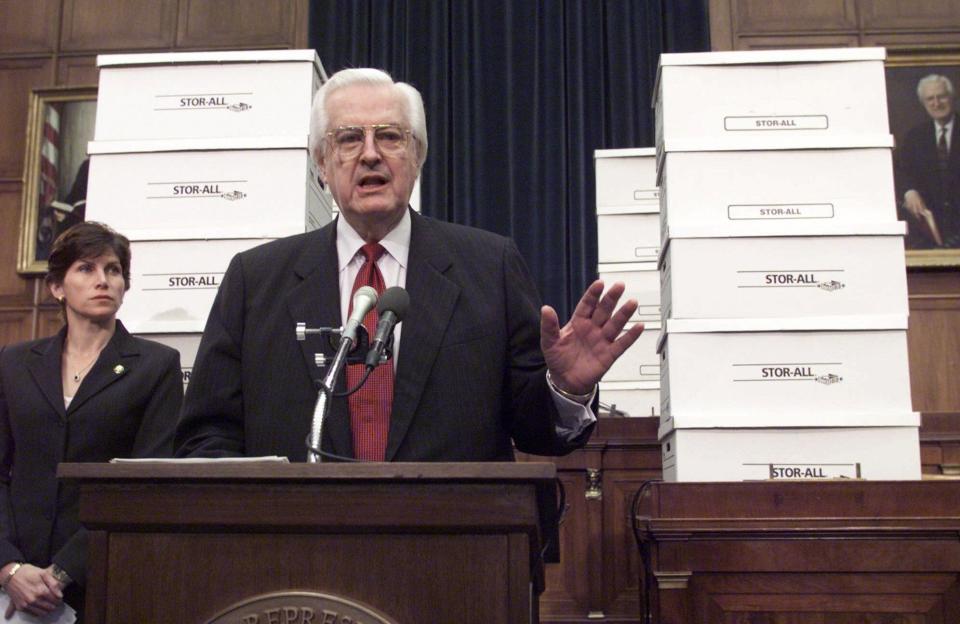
[0,222,183,619]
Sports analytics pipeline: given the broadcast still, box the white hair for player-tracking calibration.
[917,74,955,100]
[308,68,428,169]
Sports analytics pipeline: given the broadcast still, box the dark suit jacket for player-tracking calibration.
[896,113,960,247]
[176,211,594,461]
[0,321,182,590]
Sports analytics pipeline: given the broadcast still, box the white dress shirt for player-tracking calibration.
[334,210,596,441]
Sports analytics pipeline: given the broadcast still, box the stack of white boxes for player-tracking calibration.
[595,148,662,417]
[85,50,332,386]
[654,48,920,481]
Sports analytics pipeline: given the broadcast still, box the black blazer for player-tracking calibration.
[896,113,960,247]
[176,210,594,461]
[0,321,182,588]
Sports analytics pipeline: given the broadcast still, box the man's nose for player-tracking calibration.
[359,129,381,163]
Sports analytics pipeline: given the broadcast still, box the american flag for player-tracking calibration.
[40,103,60,208]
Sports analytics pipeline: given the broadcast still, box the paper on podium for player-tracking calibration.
[0,594,76,624]
[109,456,289,463]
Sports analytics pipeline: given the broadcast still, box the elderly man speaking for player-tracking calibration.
[175,68,643,462]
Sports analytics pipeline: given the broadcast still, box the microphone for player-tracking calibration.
[342,286,378,345]
[306,285,379,463]
[364,287,410,368]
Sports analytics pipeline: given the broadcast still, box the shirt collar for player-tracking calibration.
[336,209,412,273]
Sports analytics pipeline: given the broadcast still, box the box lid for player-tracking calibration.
[594,147,656,159]
[658,411,920,438]
[87,136,309,154]
[597,261,659,274]
[98,49,324,69]
[653,47,886,109]
[656,314,909,352]
[659,47,886,69]
[659,133,894,155]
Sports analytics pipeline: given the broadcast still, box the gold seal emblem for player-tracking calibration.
[204,591,399,624]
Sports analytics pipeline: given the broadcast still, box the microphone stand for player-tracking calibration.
[306,332,355,463]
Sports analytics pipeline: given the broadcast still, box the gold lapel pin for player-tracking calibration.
[113,365,125,375]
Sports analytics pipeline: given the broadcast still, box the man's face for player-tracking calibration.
[317,84,420,239]
[920,80,955,124]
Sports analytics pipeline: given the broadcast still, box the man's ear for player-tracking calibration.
[315,152,328,186]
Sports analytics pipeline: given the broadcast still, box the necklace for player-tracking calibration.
[71,348,104,383]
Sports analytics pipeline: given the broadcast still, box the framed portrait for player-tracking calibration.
[17,86,98,274]
[886,49,960,267]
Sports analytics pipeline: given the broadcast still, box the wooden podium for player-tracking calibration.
[58,462,559,624]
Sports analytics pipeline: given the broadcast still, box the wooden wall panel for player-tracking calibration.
[61,0,177,52]
[0,0,60,54]
[37,307,63,339]
[0,310,33,346]
[0,190,35,306]
[736,34,860,49]
[907,299,960,413]
[734,0,857,33]
[57,56,99,87]
[177,0,296,49]
[539,470,593,619]
[0,59,54,180]
[861,0,960,30]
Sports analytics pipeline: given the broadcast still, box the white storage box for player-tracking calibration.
[95,50,325,142]
[120,238,271,334]
[602,322,660,383]
[655,48,889,161]
[660,426,921,481]
[597,212,660,263]
[135,333,202,387]
[661,229,908,321]
[594,148,658,211]
[659,142,897,234]
[599,382,659,417]
[659,319,913,426]
[86,138,332,240]
[597,262,659,323]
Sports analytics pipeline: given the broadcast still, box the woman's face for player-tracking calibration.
[49,251,126,324]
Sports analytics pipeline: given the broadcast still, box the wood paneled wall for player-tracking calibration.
[708,0,960,415]
[0,0,307,347]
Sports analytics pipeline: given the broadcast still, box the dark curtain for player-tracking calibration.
[309,0,709,319]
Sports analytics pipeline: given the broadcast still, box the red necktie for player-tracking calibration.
[346,243,393,460]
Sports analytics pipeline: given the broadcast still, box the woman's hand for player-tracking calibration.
[2,563,63,619]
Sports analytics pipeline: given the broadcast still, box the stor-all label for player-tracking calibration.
[153,92,253,112]
[724,114,829,131]
[733,362,844,385]
[147,180,248,202]
[727,203,835,220]
[140,272,224,291]
[736,269,846,291]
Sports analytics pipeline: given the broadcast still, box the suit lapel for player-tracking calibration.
[67,322,138,415]
[385,213,460,460]
[25,327,68,421]
[283,222,354,457]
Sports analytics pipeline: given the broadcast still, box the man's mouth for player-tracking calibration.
[358,174,389,188]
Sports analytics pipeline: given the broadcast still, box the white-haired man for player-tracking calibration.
[175,68,642,462]
[897,74,960,248]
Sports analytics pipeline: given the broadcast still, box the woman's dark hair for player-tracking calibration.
[45,221,132,292]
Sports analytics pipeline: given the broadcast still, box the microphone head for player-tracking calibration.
[352,285,379,309]
[377,286,410,320]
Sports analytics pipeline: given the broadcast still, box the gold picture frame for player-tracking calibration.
[886,48,960,268]
[17,86,98,274]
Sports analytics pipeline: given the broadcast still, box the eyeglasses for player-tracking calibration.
[326,124,413,160]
